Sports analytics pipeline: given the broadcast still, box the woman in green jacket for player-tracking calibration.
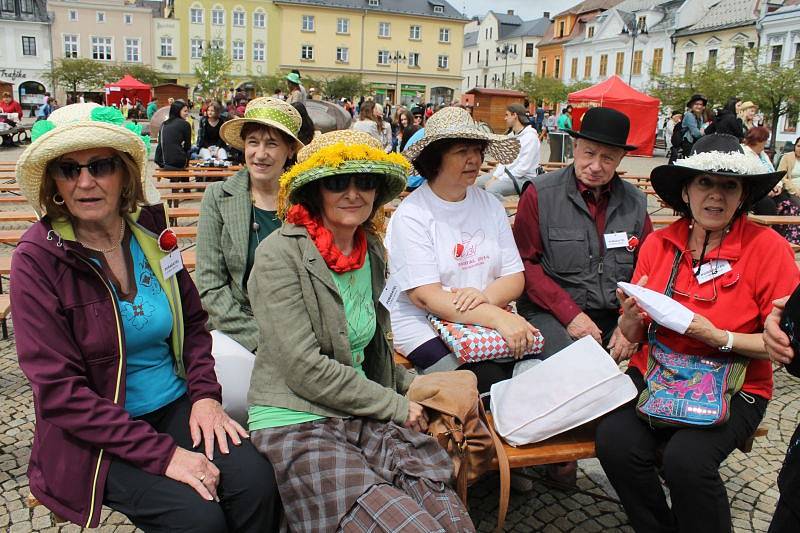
[196,97,303,423]
[247,130,475,533]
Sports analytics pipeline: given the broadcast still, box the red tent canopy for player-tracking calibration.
[104,75,152,107]
[567,75,660,157]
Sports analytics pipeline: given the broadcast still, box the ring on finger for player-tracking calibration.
[198,474,206,482]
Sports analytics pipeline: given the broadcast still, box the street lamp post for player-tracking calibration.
[621,19,647,85]
[388,51,407,106]
[496,44,517,88]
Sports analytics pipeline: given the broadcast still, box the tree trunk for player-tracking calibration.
[770,103,781,150]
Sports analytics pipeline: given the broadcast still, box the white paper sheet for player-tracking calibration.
[617,282,694,334]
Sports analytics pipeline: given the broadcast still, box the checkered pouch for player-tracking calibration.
[427,314,545,364]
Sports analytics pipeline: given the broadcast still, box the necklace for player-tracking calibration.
[78,218,126,254]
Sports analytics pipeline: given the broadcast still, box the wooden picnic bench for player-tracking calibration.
[1,124,31,145]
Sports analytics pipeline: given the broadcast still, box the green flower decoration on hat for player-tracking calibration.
[31,120,55,142]
[90,106,126,125]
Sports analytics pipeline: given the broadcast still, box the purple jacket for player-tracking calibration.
[11,204,221,528]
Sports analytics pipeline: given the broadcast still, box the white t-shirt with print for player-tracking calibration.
[384,182,524,355]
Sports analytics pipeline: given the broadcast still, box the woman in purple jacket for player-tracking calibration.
[10,103,279,531]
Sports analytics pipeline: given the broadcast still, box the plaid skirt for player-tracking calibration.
[251,417,458,533]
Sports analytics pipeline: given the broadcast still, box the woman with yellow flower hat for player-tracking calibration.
[196,97,303,423]
[10,102,279,531]
[246,130,476,532]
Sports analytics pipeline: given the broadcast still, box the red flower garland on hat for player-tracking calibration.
[286,204,367,273]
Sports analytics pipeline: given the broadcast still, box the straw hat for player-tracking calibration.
[16,103,151,213]
[219,97,303,151]
[740,101,757,111]
[651,134,784,215]
[278,130,409,217]
[402,106,519,164]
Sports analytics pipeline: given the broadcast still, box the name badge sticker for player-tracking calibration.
[379,277,401,311]
[160,249,184,280]
[604,232,629,249]
[695,259,732,284]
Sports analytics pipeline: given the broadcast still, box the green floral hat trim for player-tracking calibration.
[31,106,151,154]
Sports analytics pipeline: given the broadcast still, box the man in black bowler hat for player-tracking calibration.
[513,106,654,365]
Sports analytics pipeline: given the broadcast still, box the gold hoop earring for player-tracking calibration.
[53,193,65,206]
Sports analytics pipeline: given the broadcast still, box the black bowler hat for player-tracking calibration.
[686,93,707,108]
[650,134,785,216]
[563,107,637,151]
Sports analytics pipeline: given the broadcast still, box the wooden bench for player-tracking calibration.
[0,293,10,338]
[393,352,769,532]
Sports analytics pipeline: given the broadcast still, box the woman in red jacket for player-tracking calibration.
[11,103,279,531]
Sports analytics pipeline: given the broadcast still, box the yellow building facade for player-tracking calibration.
[273,0,467,106]
[166,0,282,90]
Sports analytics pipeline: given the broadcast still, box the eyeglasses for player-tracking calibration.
[51,157,120,181]
[321,174,378,193]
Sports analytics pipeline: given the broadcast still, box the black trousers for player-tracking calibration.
[103,395,281,533]
[595,368,767,533]
[769,423,800,533]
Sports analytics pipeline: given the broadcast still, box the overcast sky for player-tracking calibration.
[459,0,583,20]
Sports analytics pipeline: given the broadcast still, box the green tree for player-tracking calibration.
[103,63,163,86]
[45,58,106,99]
[194,46,233,101]
[743,51,800,148]
[323,74,369,100]
[250,73,285,96]
[514,75,571,108]
[650,65,743,112]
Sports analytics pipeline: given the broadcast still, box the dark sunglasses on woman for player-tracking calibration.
[321,174,378,193]
[50,156,120,181]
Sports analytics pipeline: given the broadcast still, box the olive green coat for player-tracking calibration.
[247,223,415,423]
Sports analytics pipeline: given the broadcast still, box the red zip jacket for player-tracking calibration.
[11,204,221,527]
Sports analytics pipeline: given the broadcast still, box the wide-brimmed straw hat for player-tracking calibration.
[563,107,637,151]
[277,130,409,217]
[740,101,757,111]
[219,97,303,151]
[402,107,519,163]
[651,134,785,215]
[16,103,151,214]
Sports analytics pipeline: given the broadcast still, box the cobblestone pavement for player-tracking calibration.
[1,143,798,532]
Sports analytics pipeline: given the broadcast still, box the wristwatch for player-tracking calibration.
[719,330,734,353]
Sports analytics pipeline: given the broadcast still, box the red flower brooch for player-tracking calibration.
[626,235,640,252]
[158,228,178,252]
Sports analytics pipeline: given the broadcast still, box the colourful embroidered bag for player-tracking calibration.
[636,251,749,428]
[427,314,545,364]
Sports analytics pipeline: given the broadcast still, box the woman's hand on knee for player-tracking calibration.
[165,446,221,502]
[189,398,249,461]
[404,401,429,433]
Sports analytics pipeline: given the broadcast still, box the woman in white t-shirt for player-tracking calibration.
[386,107,539,393]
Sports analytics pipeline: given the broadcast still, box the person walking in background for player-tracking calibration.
[665,110,683,162]
[557,105,574,159]
[682,94,707,155]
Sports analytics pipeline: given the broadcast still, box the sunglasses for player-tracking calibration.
[51,156,120,181]
[321,174,378,193]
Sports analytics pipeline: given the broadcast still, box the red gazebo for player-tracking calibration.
[104,75,152,107]
[568,76,660,157]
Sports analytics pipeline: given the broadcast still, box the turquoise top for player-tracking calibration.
[113,234,186,417]
[244,206,282,285]
[248,254,375,430]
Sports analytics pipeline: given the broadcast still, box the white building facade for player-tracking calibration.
[0,0,52,112]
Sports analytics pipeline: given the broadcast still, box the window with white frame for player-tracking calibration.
[253,10,265,28]
[409,25,421,40]
[91,36,112,60]
[232,40,244,60]
[253,42,265,61]
[212,8,224,25]
[301,44,314,60]
[190,38,202,59]
[433,5,443,13]
[22,36,36,56]
[437,54,448,69]
[125,38,140,62]
[337,17,350,34]
[439,28,449,42]
[68,9,77,21]
[368,0,379,6]
[124,13,132,24]
[336,46,349,62]
[190,7,203,24]
[233,9,245,27]
[96,11,105,23]
[302,15,314,31]
[160,37,173,57]
[378,22,390,37]
[212,39,223,50]
[377,50,389,64]
[408,52,420,67]
[19,0,32,13]
[64,34,78,58]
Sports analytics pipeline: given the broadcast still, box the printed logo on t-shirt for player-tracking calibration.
[453,230,489,270]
